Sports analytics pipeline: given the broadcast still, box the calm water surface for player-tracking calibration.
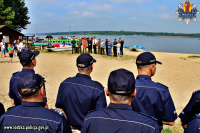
[36,35,200,54]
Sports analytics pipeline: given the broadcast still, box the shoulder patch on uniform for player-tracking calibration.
[7,106,16,110]
[50,109,64,117]
[12,71,20,76]
[139,112,158,122]
[88,109,99,114]
[156,82,168,88]
[193,90,200,95]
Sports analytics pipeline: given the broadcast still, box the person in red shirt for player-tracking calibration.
[82,37,87,53]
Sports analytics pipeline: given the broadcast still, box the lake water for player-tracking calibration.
[35,34,200,54]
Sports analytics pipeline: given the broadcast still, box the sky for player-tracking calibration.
[23,0,200,34]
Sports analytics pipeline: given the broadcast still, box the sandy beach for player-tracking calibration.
[1,50,200,132]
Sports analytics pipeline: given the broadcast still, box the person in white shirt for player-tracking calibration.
[92,37,98,54]
[19,39,25,52]
[0,39,6,58]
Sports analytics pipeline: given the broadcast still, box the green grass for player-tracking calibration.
[162,128,172,133]
[188,55,200,58]
[38,49,137,61]
[38,49,73,55]
[179,57,187,60]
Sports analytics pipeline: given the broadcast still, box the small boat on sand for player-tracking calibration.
[129,45,145,52]
[46,44,72,52]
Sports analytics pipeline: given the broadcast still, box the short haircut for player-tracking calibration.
[118,40,120,43]
[21,62,32,67]
[78,65,91,73]
[136,64,154,70]
[20,88,40,99]
[21,57,35,67]
[110,92,133,104]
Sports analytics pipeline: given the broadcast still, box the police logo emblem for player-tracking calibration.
[175,0,199,24]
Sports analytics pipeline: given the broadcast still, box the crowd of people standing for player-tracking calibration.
[71,37,124,58]
[0,38,27,63]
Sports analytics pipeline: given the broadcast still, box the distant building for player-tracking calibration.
[0,25,24,48]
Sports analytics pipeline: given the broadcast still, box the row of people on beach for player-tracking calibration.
[71,37,124,58]
[0,39,27,63]
[0,50,199,133]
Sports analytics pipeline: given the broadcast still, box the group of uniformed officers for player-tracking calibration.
[0,50,199,133]
[71,37,124,56]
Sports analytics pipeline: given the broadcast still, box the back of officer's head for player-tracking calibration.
[107,69,136,104]
[19,50,40,68]
[136,52,162,76]
[76,53,96,74]
[18,73,45,101]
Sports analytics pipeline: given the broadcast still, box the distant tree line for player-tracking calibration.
[45,31,200,37]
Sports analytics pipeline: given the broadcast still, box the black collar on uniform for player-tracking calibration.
[22,101,45,107]
[76,73,91,79]
[22,68,35,73]
[137,75,152,80]
[108,103,133,110]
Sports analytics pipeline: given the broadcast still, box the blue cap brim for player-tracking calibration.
[156,61,162,64]
[93,58,96,63]
[33,50,40,56]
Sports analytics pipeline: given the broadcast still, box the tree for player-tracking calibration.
[3,0,31,31]
[0,0,15,26]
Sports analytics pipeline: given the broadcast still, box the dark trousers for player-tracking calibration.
[93,45,97,54]
[113,46,117,56]
[101,48,104,55]
[77,47,81,54]
[120,46,123,55]
[72,47,76,54]
[98,47,101,54]
[88,47,92,53]
[106,45,108,55]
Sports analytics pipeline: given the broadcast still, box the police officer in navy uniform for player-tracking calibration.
[55,53,107,131]
[82,69,160,133]
[179,90,200,130]
[184,114,200,133]
[9,50,48,108]
[131,52,177,131]
[113,39,117,57]
[0,73,72,133]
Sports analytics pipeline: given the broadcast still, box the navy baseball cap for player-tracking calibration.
[108,69,135,95]
[18,73,44,96]
[136,52,162,65]
[19,50,40,65]
[77,53,96,68]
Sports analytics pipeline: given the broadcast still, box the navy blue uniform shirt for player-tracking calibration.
[55,73,107,128]
[131,75,177,128]
[9,69,47,105]
[113,41,117,47]
[0,102,5,117]
[184,114,200,133]
[179,90,200,124]
[81,103,160,133]
[0,102,72,133]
